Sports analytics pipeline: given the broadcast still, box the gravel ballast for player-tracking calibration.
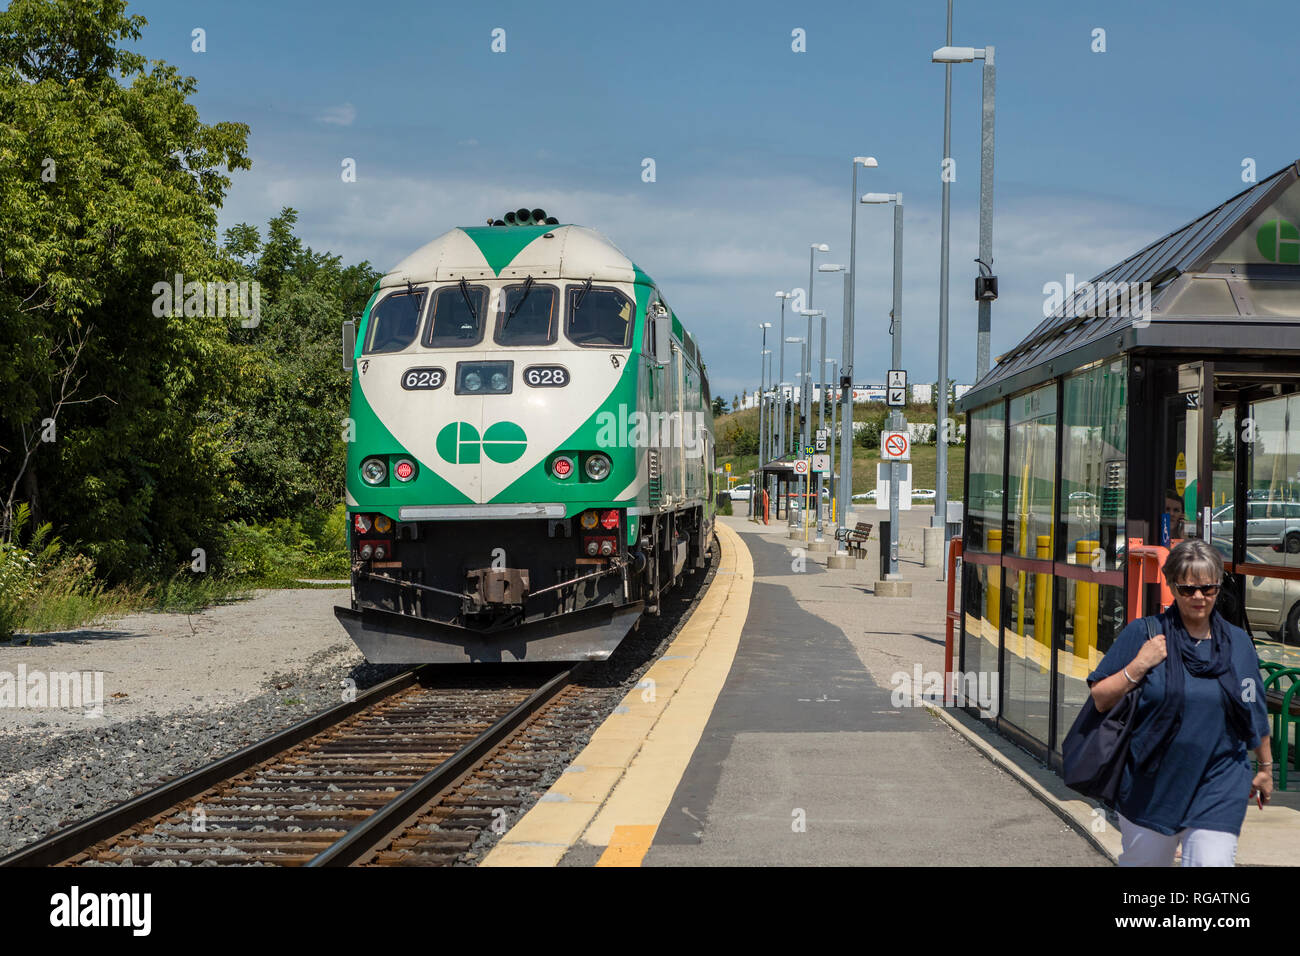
[0,557,716,861]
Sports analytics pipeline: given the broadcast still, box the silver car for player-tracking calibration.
[1210,501,1300,553]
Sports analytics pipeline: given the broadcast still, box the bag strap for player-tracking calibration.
[1144,614,1159,640]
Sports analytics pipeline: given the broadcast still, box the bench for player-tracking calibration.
[1260,663,1300,790]
[835,522,873,557]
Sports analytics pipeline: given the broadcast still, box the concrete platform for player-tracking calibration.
[484,507,1299,867]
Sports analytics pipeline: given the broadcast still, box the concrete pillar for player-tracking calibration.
[922,526,944,568]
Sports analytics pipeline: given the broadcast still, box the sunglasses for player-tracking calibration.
[1173,583,1220,598]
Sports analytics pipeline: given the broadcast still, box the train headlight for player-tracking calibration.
[464,371,482,391]
[579,510,600,531]
[490,372,509,391]
[552,456,575,479]
[361,458,387,485]
[584,453,611,481]
[393,459,416,482]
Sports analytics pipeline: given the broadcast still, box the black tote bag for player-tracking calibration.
[1060,616,1157,804]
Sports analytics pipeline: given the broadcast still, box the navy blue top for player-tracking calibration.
[1087,615,1272,836]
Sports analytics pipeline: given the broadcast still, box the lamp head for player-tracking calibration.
[932,45,978,63]
[854,156,878,167]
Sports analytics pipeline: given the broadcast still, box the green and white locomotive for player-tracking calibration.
[335,209,717,663]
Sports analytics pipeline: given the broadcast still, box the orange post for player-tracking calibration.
[945,537,963,705]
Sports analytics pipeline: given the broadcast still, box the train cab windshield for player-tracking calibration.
[495,281,558,346]
[566,285,633,348]
[425,282,488,347]
[364,289,425,353]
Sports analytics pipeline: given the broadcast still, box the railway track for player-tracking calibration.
[0,664,577,867]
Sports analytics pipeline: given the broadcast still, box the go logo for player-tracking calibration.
[1257,219,1300,264]
[436,421,527,464]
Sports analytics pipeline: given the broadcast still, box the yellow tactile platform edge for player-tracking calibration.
[481,521,753,867]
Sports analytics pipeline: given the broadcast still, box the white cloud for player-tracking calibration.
[318,103,356,127]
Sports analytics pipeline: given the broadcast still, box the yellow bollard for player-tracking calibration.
[1034,534,1052,673]
[1073,541,1089,660]
[987,529,1002,629]
[1073,540,1099,662]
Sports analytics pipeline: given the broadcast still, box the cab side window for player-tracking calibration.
[567,285,634,348]
[364,290,425,353]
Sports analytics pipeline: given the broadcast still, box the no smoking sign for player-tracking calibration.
[882,431,910,460]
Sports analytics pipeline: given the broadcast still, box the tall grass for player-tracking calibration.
[1,502,351,639]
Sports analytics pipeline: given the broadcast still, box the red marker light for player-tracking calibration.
[601,509,619,530]
[553,456,574,479]
[394,459,415,481]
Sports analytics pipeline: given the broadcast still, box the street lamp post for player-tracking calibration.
[774,291,790,458]
[932,42,996,383]
[757,322,772,466]
[826,358,837,519]
[862,191,904,577]
[785,336,804,526]
[929,2,955,577]
[842,156,877,534]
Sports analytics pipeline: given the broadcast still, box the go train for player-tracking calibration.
[335,208,717,662]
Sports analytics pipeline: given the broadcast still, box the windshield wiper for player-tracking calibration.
[574,276,592,312]
[458,277,477,321]
[503,275,535,328]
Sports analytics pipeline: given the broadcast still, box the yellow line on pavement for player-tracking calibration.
[481,520,753,866]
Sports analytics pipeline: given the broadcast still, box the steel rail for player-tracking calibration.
[307,663,580,866]
[0,666,425,867]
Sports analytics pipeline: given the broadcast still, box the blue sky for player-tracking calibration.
[128,0,1300,402]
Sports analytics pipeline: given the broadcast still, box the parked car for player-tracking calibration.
[728,483,753,502]
[911,488,937,500]
[1210,541,1300,643]
[1210,500,1300,553]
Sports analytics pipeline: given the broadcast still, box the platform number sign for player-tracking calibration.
[887,370,907,407]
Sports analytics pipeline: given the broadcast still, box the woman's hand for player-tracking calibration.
[1131,634,1167,675]
[1251,771,1273,806]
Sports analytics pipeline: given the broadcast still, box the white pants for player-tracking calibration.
[1117,814,1238,867]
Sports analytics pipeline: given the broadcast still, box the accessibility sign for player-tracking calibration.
[882,430,910,460]
[887,370,907,407]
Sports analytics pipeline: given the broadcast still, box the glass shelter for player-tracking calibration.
[955,160,1300,763]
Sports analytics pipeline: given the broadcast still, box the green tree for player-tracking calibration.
[0,0,250,578]
[218,209,379,522]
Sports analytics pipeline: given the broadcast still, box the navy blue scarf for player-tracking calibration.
[1129,606,1255,774]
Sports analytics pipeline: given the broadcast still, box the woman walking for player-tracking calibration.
[1087,539,1273,866]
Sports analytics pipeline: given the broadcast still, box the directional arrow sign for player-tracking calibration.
[887,387,906,407]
